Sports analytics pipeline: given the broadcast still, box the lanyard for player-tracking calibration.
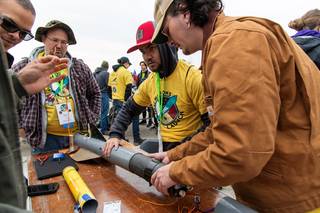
[65,96,72,135]
[51,69,68,96]
[155,73,164,152]
[156,72,163,122]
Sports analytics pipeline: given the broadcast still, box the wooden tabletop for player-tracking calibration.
[28,156,218,213]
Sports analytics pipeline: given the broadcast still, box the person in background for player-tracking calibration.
[289,8,320,69]
[103,21,209,155]
[137,61,154,128]
[137,61,149,88]
[149,0,320,212]
[12,20,101,154]
[131,69,139,87]
[94,60,110,134]
[107,56,144,145]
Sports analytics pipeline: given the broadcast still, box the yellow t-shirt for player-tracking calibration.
[133,60,206,142]
[108,66,133,101]
[45,96,78,136]
[44,69,78,136]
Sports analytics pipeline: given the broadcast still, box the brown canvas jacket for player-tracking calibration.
[167,13,320,213]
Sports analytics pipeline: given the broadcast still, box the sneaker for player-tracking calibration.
[133,137,145,145]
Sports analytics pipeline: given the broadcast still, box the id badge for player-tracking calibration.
[56,103,75,127]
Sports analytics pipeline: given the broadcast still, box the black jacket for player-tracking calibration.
[93,67,109,92]
[136,70,150,88]
[293,36,320,69]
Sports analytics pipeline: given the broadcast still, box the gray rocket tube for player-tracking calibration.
[74,134,134,170]
[74,133,187,197]
[74,133,258,209]
[215,197,258,213]
[74,134,168,182]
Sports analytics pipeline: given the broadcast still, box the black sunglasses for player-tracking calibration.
[0,16,34,41]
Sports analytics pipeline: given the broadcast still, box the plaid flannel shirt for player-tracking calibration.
[11,51,101,148]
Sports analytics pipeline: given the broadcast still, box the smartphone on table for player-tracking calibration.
[27,182,59,197]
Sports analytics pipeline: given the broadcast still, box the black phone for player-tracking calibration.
[27,182,59,197]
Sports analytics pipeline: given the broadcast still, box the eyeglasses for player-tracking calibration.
[0,16,34,41]
[46,36,69,47]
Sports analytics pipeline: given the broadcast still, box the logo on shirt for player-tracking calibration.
[45,76,70,105]
[155,91,184,129]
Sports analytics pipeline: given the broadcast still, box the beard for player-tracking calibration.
[146,60,159,71]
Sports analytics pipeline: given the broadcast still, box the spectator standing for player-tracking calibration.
[137,61,154,128]
[94,60,110,134]
[289,8,320,69]
[12,20,101,153]
[108,56,144,145]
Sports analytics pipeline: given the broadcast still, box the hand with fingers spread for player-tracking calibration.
[151,162,176,195]
[145,151,171,164]
[103,137,122,157]
[17,55,68,95]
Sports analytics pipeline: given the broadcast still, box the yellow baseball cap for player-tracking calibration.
[151,0,174,44]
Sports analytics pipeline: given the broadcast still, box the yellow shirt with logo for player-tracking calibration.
[108,66,133,101]
[45,94,78,136]
[133,60,206,142]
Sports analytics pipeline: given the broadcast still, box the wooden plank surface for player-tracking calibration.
[28,154,218,212]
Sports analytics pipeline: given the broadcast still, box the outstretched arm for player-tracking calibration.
[103,97,145,156]
[13,56,68,96]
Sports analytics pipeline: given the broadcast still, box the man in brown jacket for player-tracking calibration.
[149,0,320,212]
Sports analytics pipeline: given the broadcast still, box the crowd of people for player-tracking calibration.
[0,0,320,212]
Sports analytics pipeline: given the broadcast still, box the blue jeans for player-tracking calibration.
[113,100,140,140]
[100,91,110,133]
[32,134,70,154]
[132,115,140,139]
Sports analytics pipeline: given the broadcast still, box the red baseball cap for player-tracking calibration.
[127,21,155,53]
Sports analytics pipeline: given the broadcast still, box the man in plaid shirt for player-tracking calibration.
[12,20,101,153]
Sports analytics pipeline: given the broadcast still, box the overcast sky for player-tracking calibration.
[9,0,319,73]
